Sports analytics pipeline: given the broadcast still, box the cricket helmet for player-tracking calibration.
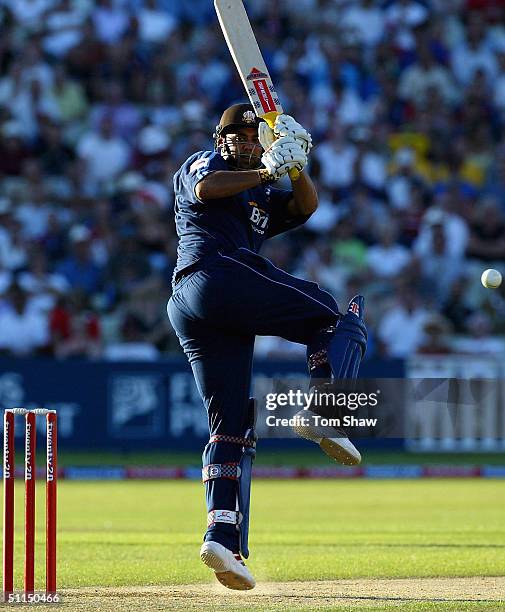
[214,103,264,170]
[214,103,262,138]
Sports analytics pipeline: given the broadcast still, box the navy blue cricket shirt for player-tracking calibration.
[172,150,311,283]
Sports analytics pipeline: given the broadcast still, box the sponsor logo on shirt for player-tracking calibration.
[249,201,269,234]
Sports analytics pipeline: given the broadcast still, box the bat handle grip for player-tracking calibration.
[289,168,300,181]
[264,113,300,182]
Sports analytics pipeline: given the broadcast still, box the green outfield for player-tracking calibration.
[2,479,505,611]
[52,448,505,467]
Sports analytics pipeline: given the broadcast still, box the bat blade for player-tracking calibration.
[214,0,300,180]
[214,0,283,127]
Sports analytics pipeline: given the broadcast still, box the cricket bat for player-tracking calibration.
[214,0,299,180]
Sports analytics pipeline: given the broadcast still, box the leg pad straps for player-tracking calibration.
[209,434,256,448]
[202,463,241,482]
[207,509,241,527]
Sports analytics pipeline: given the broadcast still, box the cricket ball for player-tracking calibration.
[481,268,502,289]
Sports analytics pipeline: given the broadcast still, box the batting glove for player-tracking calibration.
[260,135,307,180]
[274,114,313,154]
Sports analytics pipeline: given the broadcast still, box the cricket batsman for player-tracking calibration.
[167,104,367,590]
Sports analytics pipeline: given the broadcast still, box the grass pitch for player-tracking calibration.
[3,479,505,610]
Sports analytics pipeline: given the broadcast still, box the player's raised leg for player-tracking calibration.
[292,295,367,465]
[204,249,367,465]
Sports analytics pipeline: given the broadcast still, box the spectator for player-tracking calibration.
[385,0,429,51]
[415,219,463,303]
[442,276,474,333]
[366,223,411,279]
[313,125,360,195]
[398,45,459,107]
[0,216,28,272]
[18,40,54,92]
[0,283,49,356]
[137,0,177,47]
[57,225,103,294]
[18,249,69,313]
[0,62,33,136]
[133,124,171,175]
[348,126,387,192]
[417,314,453,355]
[66,18,107,80]
[5,0,54,31]
[296,239,347,297]
[341,0,385,47]
[90,80,142,142]
[15,175,54,240]
[378,285,431,358]
[452,312,505,354]
[466,197,505,262]
[77,116,130,192]
[48,64,88,124]
[34,121,76,176]
[0,121,31,175]
[484,153,505,202]
[386,147,427,211]
[49,291,101,358]
[414,205,469,260]
[104,230,151,306]
[315,126,386,197]
[451,13,498,86]
[332,216,368,275]
[43,0,89,59]
[347,187,390,242]
[92,0,131,45]
[103,312,159,361]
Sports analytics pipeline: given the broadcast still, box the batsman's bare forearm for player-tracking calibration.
[195,171,264,200]
[288,170,318,216]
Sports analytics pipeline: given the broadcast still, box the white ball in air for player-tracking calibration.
[481,268,502,289]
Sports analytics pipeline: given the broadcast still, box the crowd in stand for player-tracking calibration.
[0,0,504,361]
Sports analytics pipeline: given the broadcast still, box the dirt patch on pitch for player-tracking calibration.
[55,577,505,611]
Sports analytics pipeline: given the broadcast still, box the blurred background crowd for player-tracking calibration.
[0,0,504,361]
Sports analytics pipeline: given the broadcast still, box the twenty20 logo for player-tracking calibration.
[4,419,10,478]
[25,421,33,480]
[47,421,55,482]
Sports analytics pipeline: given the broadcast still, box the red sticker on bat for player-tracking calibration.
[253,79,277,113]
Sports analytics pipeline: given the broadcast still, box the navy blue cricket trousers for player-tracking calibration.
[167,247,339,550]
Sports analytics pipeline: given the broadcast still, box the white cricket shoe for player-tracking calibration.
[292,408,361,466]
[200,541,256,590]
